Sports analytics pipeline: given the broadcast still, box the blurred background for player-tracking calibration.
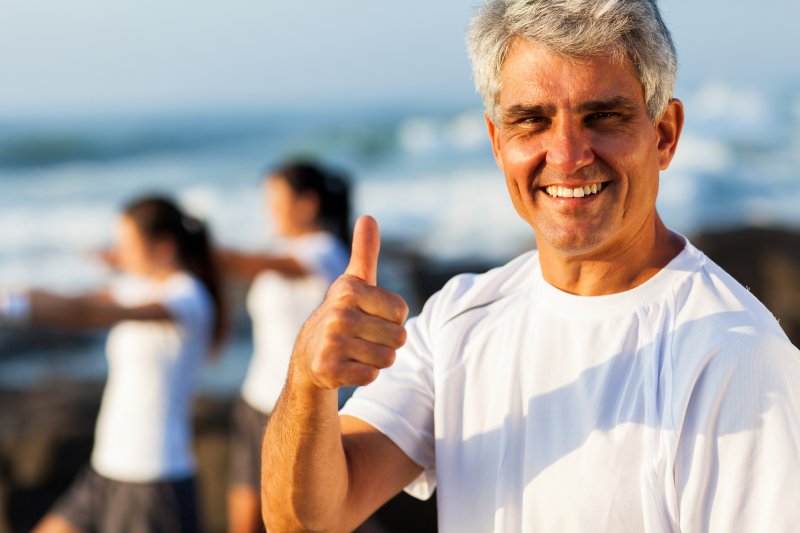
[1,1,799,531]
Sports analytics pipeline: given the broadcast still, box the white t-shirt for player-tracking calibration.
[341,239,800,533]
[241,231,348,414]
[91,271,213,482]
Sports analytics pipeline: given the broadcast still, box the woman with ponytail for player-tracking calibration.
[0,195,225,532]
[218,160,351,533]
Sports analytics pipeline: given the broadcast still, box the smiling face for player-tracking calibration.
[487,38,682,261]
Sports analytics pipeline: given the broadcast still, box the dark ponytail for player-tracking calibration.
[122,195,227,354]
[270,160,352,247]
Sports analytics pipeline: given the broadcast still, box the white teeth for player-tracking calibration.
[545,183,605,198]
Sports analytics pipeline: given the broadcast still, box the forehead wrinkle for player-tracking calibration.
[498,40,647,119]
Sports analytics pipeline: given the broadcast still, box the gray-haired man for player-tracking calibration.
[262,1,800,531]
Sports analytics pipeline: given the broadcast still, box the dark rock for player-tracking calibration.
[693,226,800,346]
[0,384,437,533]
[0,328,103,359]
[0,381,100,533]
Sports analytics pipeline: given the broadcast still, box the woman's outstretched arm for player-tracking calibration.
[1,289,173,330]
[217,249,307,281]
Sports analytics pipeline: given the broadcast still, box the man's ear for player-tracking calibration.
[656,98,684,170]
[485,113,505,173]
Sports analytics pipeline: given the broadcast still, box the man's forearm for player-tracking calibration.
[261,216,411,532]
[261,369,351,532]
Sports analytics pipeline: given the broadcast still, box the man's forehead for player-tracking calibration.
[498,38,646,112]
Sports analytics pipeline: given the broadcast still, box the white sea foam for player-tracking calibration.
[667,133,733,173]
[397,118,440,154]
[1,93,797,292]
[397,110,488,155]
[444,110,487,151]
[358,168,533,261]
[2,99,798,391]
[690,82,769,125]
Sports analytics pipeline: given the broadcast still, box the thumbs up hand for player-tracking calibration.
[291,216,409,391]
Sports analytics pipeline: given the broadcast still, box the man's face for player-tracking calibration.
[487,39,682,259]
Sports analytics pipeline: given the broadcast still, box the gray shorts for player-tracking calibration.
[52,466,199,533]
[228,398,269,490]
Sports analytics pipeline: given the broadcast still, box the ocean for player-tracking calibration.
[1,80,799,392]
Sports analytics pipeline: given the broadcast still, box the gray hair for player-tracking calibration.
[467,0,677,123]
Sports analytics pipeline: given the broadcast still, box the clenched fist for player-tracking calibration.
[292,216,409,390]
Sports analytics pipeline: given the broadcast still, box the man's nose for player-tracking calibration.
[544,122,594,174]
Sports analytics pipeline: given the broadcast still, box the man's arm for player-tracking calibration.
[261,216,423,532]
[676,335,800,531]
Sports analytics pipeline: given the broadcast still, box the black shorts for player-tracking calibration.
[52,466,199,533]
[228,398,269,490]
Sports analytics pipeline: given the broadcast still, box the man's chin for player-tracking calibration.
[536,228,612,258]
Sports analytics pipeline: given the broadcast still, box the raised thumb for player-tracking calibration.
[345,215,380,286]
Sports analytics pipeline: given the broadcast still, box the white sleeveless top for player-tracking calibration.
[241,231,348,414]
[91,271,213,482]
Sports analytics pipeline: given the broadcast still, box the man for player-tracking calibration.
[262,1,800,531]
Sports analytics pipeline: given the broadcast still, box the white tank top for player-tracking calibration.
[91,271,213,482]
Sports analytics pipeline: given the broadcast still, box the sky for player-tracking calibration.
[0,1,798,118]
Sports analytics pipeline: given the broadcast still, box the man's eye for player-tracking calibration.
[589,112,618,120]
[515,116,549,127]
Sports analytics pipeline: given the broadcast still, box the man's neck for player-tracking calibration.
[537,218,685,296]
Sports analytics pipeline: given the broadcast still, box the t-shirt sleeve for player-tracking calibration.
[339,307,438,500]
[291,235,348,284]
[160,275,211,334]
[108,275,151,307]
[108,273,211,336]
[675,334,800,532]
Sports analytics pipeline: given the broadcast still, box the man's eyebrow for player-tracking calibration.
[576,97,639,114]
[503,103,557,120]
[502,97,639,121]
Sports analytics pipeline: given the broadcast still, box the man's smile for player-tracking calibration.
[539,182,608,199]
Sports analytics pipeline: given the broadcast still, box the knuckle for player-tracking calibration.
[376,348,397,368]
[309,356,328,378]
[382,324,406,349]
[325,308,354,334]
[389,295,410,323]
[311,349,338,376]
[399,300,410,322]
[326,334,349,356]
[313,345,344,378]
[333,278,360,304]
[394,326,407,348]
[356,366,380,385]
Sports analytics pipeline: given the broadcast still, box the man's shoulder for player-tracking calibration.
[418,249,539,328]
[673,241,787,340]
[669,240,798,379]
